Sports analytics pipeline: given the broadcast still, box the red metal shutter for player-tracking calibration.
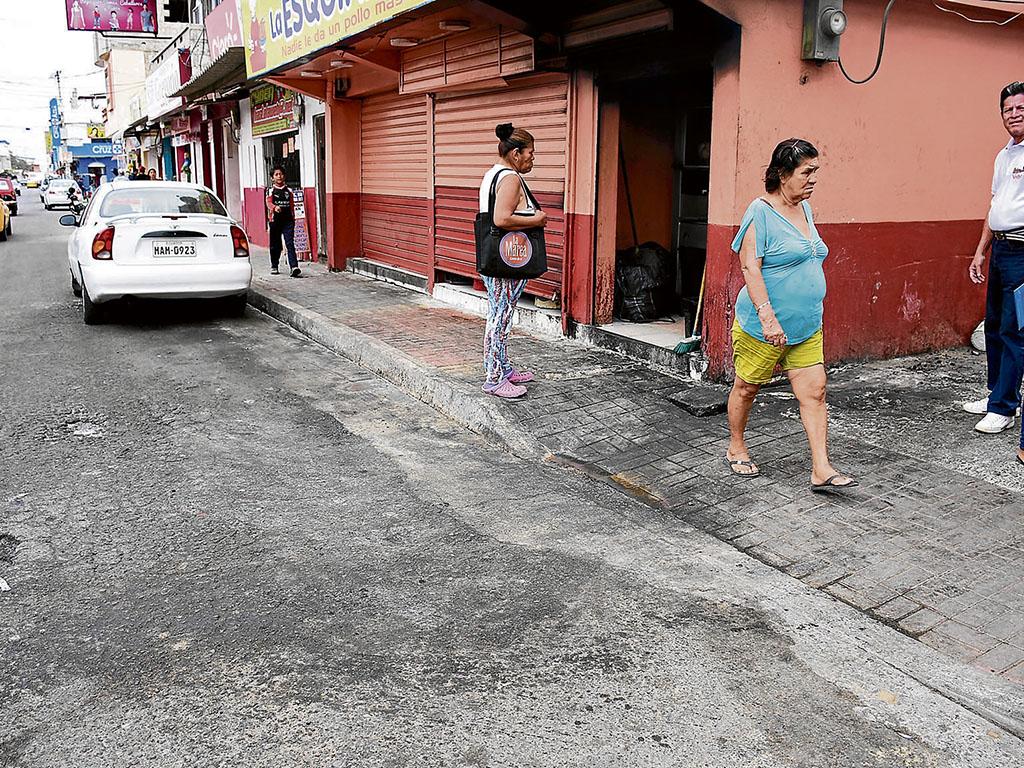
[433,73,569,297]
[361,92,432,277]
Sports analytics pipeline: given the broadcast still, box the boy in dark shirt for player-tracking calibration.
[265,166,300,277]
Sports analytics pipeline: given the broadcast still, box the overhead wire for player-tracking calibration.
[932,2,1024,24]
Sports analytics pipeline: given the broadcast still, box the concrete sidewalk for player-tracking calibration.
[247,251,1024,690]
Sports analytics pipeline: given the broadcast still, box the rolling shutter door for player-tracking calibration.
[433,73,569,297]
[361,92,431,277]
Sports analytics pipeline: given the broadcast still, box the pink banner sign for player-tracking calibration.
[66,1,158,35]
[206,0,242,61]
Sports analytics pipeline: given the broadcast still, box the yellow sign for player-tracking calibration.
[240,0,436,77]
[45,131,52,153]
[87,124,106,139]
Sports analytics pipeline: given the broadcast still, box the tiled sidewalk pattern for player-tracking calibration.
[251,254,1024,684]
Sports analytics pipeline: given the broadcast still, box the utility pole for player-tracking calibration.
[53,70,66,175]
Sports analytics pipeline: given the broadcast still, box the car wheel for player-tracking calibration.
[44,204,51,211]
[10,208,16,217]
[224,293,248,317]
[71,270,82,297]
[82,281,104,325]
[0,224,6,242]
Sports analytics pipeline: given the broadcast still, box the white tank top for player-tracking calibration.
[479,163,537,215]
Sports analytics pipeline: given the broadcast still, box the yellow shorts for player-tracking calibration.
[731,320,824,385]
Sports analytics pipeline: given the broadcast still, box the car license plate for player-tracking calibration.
[152,241,197,257]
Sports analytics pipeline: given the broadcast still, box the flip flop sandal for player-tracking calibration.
[811,474,859,492]
[724,456,760,478]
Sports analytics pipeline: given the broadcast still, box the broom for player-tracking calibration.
[674,260,705,354]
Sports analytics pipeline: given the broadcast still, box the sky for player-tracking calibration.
[0,1,108,169]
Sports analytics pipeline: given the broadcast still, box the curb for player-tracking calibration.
[246,284,544,460]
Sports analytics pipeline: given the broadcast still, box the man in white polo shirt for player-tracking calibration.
[966,81,1024,443]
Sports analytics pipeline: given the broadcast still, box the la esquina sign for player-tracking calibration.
[241,0,437,77]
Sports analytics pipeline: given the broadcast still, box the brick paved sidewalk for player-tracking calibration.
[248,251,1024,685]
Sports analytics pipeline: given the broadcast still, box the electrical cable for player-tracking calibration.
[838,0,899,85]
[933,2,1023,24]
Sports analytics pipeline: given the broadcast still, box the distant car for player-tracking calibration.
[24,176,41,189]
[0,178,17,215]
[43,179,79,210]
[0,200,10,241]
[61,181,252,324]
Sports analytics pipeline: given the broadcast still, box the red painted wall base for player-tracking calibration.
[704,220,986,379]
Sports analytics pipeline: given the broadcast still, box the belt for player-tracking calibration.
[993,230,1024,242]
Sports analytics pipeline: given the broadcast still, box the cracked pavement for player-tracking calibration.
[1,197,1022,766]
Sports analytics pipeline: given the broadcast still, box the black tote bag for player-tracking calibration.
[474,170,548,279]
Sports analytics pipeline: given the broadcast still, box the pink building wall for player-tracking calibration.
[700,0,1020,374]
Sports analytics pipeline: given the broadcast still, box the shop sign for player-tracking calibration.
[142,133,159,150]
[240,0,437,77]
[87,124,106,139]
[171,116,192,135]
[171,134,191,148]
[49,99,62,147]
[66,0,159,35]
[250,84,298,137]
[146,54,187,120]
[68,142,115,158]
[127,94,145,125]
[207,0,243,60]
[124,136,142,151]
[291,189,311,256]
[45,131,52,153]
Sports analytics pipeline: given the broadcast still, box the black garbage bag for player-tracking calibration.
[614,242,674,323]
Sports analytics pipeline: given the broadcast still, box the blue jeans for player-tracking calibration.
[269,219,298,270]
[984,239,1024,420]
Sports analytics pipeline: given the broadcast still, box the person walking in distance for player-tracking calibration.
[965,81,1024,439]
[266,165,301,277]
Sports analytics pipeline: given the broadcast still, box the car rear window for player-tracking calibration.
[99,188,228,217]
[0,179,13,191]
[49,180,74,189]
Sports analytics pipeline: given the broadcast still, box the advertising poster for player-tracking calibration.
[291,189,311,257]
[241,0,436,77]
[250,85,299,137]
[206,0,243,60]
[66,1,159,35]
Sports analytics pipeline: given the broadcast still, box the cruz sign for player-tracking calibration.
[240,0,436,77]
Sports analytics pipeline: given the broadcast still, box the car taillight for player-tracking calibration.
[230,225,249,258]
[92,227,114,260]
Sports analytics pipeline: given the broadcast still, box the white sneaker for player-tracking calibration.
[975,412,1015,434]
[963,397,990,415]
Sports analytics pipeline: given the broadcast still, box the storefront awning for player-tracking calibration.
[173,48,246,100]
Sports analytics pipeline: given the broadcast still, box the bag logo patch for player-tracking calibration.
[499,231,533,268]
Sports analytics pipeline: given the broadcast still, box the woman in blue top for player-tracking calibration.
[725,139,856,491]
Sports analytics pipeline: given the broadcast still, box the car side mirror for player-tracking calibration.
[58,214,78,227]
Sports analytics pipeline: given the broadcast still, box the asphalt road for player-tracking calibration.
[1,194,1022,767]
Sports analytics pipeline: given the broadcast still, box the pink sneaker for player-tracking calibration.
[482,380,527,398]
[508,368,535,384]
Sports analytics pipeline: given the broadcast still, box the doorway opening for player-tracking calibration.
[597,73,712,350]
[262,132,301,188]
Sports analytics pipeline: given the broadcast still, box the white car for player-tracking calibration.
[43,179,81,210]
[61,181,252,324]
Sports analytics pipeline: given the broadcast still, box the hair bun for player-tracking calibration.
[495,123,514,141]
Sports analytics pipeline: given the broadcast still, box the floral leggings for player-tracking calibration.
[482,276,527,384]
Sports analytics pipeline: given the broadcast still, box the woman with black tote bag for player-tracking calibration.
[475,124,548,398]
